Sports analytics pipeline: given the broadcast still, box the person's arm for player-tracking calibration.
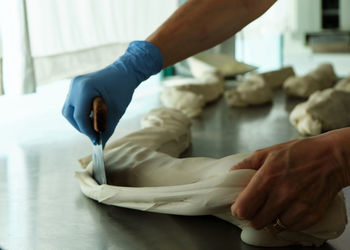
[147,0,277,67]
[230,127,350,231]
[63,0,277,146]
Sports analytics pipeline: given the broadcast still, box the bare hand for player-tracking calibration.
[230,130,350,232]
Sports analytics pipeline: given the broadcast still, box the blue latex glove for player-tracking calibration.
[62,41,163,147]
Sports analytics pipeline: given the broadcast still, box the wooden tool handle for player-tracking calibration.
[92,97,107,133]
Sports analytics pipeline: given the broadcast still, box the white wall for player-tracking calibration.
[0,22,3,94]
[340,0,350,30]
[283,0,350,77]
[0,0,178,94]
[0,17,2,92]
[27,0,178,57]
[283,33,350,77]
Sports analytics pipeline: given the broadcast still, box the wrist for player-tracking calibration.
[323,128,350,188]
[117,41,163,87]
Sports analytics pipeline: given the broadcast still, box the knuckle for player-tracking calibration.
[252,149,264,159]
[73,112,86,123]
[72,76,93,92]
[61,106,68,117]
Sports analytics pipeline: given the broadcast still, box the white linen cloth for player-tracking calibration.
[0,0,177,94]
[76,108,348,247]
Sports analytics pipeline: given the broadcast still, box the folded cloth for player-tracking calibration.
[76,108,347,247]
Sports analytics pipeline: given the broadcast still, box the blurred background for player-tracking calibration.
[0,0,349,150]
[1,0,349,96]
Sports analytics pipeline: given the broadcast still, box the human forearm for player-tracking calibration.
[147,0,277,67]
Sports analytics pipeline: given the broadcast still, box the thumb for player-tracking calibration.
[231,157,254,171]
[231,152,264,171]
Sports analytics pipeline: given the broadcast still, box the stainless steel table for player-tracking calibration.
[0,86,349,250]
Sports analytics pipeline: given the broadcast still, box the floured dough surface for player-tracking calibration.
[160,74,224,117]
[76,108,347,247]
[284,64,337,98]
[290,88,350,135]
[225,75,273,107]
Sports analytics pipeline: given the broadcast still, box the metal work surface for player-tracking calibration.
[0,84,349,250]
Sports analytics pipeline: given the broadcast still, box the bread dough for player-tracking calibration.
[160,88,205,118]
[160,74,224,117]
[225,75,273,107]
[284,64,337,98]
[162,74,225,103]
[79,108,192,166]
[76,108,347,247]
[290,88,350,135]
[335,76,350,93]
[259,66,295,89]
[188,52,257,78]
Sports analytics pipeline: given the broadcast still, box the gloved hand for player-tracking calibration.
[62,41,163,147]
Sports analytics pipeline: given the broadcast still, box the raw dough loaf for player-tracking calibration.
[335,76,350,93]
[79,108,192,166]
[225,75,273,107]
[160,88,205,118]
[188,52,257,78]
[76,108,347,247]
[290,88,350,135]
[284,64,337,98]
[160,74,224,117]
[259,66,295,89]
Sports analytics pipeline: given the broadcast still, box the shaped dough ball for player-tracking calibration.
[258,66,295,89]
[335,76,350,93]
[284,64,337,98]
[161,88,205,118]
[160,74,225,117]
[141,108,191,133]
[290,88,350,135]
[225,75,273,107]
[188,52,257,78]
[162,74,225,102]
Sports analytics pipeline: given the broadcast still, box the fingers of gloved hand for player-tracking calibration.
[62,103,80,132]
[101,122,118,148]
[231,173,268,220]
[73,98,99,144]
